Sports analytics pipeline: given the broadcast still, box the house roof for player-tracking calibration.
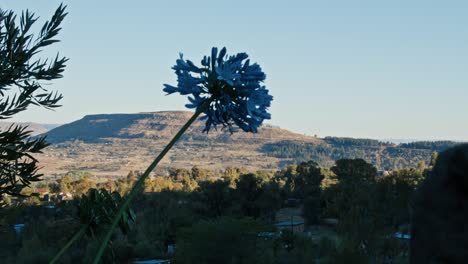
[393,232,411,240]
[274,221,305,227]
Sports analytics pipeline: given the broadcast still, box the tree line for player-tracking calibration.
[261,139,450,170]
[0,156,430,263]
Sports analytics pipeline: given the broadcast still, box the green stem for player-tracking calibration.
[92,107,205,264]
[50,224,88,264]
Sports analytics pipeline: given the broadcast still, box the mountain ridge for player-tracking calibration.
[42,110,319,144]
[32,111,461,178]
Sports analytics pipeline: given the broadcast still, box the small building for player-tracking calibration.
[274,221,305,233]
[377,170,391,177]
[167,244,176,254]
[58,192,73,201]
[36,187,49,194]
[257,232,279,239]
[13,224,25,236]
[393,232,411,240]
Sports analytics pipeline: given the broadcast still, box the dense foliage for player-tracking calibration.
[0,156,425,263]
[398,141,458,151]
[411,144,468,264]
[261,138,457,170]
[324,137,392,147]
[0,5,67,197]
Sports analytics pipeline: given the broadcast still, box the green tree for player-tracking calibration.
[390,168,424,187]
[328,159,412,261]
[193,180,232,217]
[73,176,97,196]
[181,174,198,192]
[223,167,247,187]
[115,179,130,195]
[175,217,264,264]
[0,5,67,196]
[275,165,297,197]
[302,189,322,225]
[255,181,283,221]
[151,176,175,192]
[126,170,140,185]
[295,162,324,194]
[429,151,438,167]
[416,160,426,172]
[320,167,337,188]
[49,181,61,193]
[169,167,191,181]
[373,171,415,229]
[191,166,212,182]
[234,173,264,218]
[328,159,381,258]
[294,161,325,225]
[411,144,468,264]
[60,175,73,193]
[332,158,377,183]
[143,177,154,192]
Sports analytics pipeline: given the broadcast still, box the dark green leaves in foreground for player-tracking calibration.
[51,189,135,263]
[0,4,68,116]
[0,125,49,196]
[79,189,136,237]
[0,4,68,197]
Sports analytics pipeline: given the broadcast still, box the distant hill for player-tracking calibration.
[35,111,462,178]
[261,137,459,170]
[0,122,60,136]
[42,111,317,144]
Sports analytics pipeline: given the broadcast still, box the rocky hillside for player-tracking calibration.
[37,111,319,177]
[43,111,317,144]
[35,111,461,178]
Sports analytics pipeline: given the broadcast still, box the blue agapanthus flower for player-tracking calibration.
[163,47,273,133]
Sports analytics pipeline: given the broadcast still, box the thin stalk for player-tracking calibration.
[92,107,205,264]
[50,224,88,264]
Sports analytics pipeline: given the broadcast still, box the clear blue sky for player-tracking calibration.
[2,0,468,141]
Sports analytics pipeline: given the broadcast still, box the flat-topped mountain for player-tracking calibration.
[43,111,318,144]
[36,111,461,178]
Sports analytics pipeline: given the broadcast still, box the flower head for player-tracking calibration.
[163,47,272,133]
